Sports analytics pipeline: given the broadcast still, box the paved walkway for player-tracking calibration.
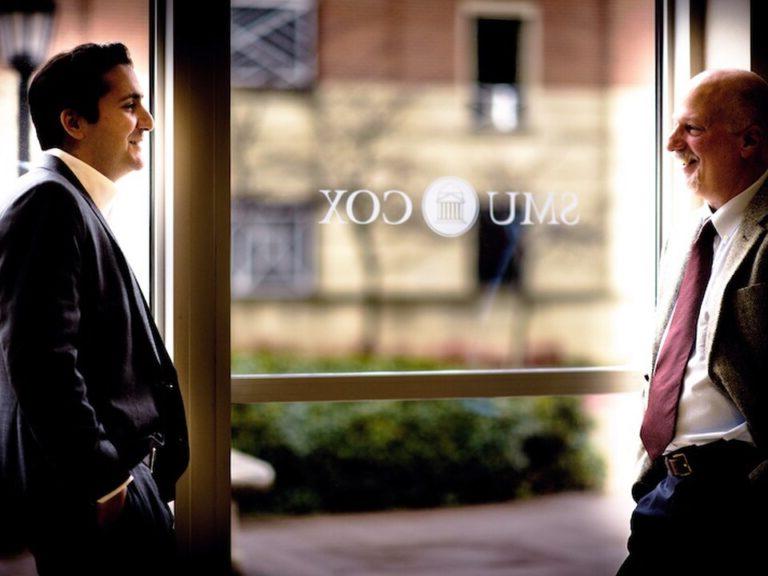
[0,553,34,576]
[1,492,632,576]
[233,492,633,576]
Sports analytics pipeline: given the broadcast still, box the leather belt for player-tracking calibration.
[664,440,760,479]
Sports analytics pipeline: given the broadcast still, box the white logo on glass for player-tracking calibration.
[421,177,479,237]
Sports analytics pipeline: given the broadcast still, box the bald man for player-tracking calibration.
[618,70,768,574]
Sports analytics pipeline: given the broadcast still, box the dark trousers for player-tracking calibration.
[26,461,176,576]
[617,441,766,575]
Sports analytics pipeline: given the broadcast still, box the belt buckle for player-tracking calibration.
[666,452,693,477]
[144,434,164,474]
[148,445,157,473]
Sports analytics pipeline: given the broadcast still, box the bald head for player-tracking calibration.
[668,69,768,208]
[687,69,768,134]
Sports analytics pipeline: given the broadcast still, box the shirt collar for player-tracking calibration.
[708,168,768,241]
[46,148,119,217]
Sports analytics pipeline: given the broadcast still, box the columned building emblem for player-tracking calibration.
[422,177,479,237]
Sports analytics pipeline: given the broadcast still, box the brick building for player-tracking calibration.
[230,0,655,368]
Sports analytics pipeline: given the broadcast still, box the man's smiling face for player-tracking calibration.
[666,81,746,205]
[79,64,153,181]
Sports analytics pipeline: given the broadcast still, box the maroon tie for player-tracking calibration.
[641,220,716,461]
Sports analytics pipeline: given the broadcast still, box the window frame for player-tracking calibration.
[154,0,232,570]
[233,368,641,403]
[156,0,667,569]
[228,0,656,399]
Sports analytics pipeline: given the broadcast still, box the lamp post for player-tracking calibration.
[0,0,55,176]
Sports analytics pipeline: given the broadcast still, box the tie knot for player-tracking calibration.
[697,219,716,246]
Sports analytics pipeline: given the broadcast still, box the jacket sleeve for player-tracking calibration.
[0,183,129,501]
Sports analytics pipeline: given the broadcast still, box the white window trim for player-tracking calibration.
[233,368,642,403]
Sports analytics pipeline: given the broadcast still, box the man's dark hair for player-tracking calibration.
[28,42,133,150]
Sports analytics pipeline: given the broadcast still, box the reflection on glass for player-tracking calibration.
[231,0,655,373]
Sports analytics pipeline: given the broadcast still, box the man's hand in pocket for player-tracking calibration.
[96,485,129,528]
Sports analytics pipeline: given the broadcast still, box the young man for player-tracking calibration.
[618,69,768,574]
[0,43,188,574]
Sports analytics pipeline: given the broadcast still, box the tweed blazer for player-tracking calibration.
[638,180,768,487]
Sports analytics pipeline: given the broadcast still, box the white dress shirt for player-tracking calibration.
[47,148,118,217]
[665,169,768,453]
[44,149,134,502]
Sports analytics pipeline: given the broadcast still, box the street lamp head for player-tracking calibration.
[0,0,56,73]
[0,0,56,175]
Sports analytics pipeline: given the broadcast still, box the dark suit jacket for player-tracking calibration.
[638,179,768,489]
[0,156,188,547]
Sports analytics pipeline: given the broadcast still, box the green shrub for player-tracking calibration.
[232,395,604,515]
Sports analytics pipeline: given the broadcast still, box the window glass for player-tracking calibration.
[231,0,656,374]
[230,394,637,575]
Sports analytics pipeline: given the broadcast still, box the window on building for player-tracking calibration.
[473,17,523,132]
[477,205,523,287]
[231,0,317,90]
[232,199,315,298]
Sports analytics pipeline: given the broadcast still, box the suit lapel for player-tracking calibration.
[705,183,768,363]
[39,155,162,366]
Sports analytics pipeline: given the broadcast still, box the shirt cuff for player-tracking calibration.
[96,475,133,504]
